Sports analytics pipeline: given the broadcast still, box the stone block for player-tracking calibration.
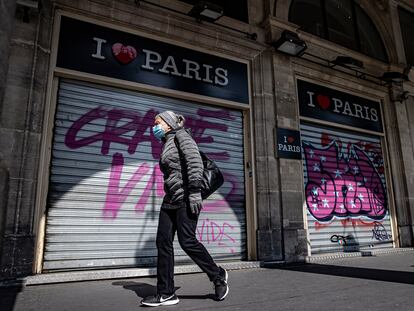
[281,190,305,222]
[279,159,303,192]
[276,90,298,120]
[1,82,30,130]
[7,177,37,235]
[283,228,308,262]
[256,228,283,261]
[268,190,282,229]
[0,235,35,278]
[398,225,414,247]
[0,129,41,179]
[256,191,271,230]
[255,156,279,191]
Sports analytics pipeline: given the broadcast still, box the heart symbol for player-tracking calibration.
[287,136,295,144]
[317,95,331,110]
[112,43,137,64]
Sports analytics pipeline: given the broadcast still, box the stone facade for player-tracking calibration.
[0,0,413,279]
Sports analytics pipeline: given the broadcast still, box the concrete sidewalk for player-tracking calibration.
[1,250,414,311]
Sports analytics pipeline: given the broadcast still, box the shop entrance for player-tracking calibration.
[42,79,247,271]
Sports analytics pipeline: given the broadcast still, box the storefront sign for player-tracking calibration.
[297,79,383,133]
[56,16,249,104]
[276,128,301,159]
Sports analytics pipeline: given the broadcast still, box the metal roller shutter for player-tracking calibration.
[300,122,393,254]
[43,79,246,271]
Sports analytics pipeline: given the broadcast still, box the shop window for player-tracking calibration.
[398,7,414,65]
[289,0,388,62]
[180,0,248,23]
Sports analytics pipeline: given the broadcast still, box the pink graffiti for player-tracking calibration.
[65,106,233,160]
[197,218,237,253]
[103,153,156,218]
[303,139,387,222]
[65,107,160,157]
[103,153,239,218]
[64,106,242,218]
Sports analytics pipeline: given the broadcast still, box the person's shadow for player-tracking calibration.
[112,281,216,304]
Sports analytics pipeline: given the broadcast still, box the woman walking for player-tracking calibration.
[141,110,229,307]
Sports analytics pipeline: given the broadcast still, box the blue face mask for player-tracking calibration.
[152,124,165,140]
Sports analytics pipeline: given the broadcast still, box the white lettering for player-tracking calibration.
[278,144,284,151]
[332,98,343,113]
[363,106,370,120]
[158,55,182,76]
[307,91,316,107]
[182,59,202,80]
[370,108,379,122]
[141,49,162,70]
[343,101,355,116]
[202,64,214,83]
[91,37,106,60]
[353,103,364,119]
[215,68,228,86]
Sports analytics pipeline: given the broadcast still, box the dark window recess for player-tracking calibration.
[355,4,387,63]
[289,0,326,37]
[325,0,357,50]
[289,0,388,62]
[180,0,248,23]
[398,7,414,65]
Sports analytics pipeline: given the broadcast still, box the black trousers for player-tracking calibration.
[156,206,221,295]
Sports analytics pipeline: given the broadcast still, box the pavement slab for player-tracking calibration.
[1,251,413,311]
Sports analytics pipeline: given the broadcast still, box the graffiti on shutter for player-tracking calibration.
[300,123,393,254]
[43,79,246,270]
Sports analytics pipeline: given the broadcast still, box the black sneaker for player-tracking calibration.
[141,293,179,307]
[214,267,229,301]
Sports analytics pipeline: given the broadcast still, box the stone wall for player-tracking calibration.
[0,0,53,278]
[0,0,413,279]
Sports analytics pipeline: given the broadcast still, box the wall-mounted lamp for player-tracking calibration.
[188,1,224,22]
[135,0,256,40]
[380,71,409,84]
[332,56,364,70]
[272,30,307,57]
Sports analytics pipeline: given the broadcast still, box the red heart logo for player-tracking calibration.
[287,136,295,144]
[112,43,137,64]
[316,95,331,110]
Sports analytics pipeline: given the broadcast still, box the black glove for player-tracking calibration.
[188,192,202,215]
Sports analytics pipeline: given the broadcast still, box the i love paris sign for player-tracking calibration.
[56,16,249,104]
[297,79,383,133]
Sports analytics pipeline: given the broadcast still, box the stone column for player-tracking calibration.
[383,91,414,247]
[252,49,284,262]
[0,0,53,278]
[0,0,17,106]
[0,0,16,276]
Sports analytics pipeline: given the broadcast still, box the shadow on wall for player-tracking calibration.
[330,234,360,252]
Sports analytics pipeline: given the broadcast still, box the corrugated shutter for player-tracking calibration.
[300,122,393,254]
[43,79,246,271]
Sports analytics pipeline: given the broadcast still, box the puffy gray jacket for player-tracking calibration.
[159,128,203,209]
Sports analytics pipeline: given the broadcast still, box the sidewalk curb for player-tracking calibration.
[2,261,261,287]
[306,247,414,263]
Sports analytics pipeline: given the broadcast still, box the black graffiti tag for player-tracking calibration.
[372,222,392,241]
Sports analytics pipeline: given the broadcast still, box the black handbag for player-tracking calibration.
[174,134,224,200]
[199,150,224,200]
